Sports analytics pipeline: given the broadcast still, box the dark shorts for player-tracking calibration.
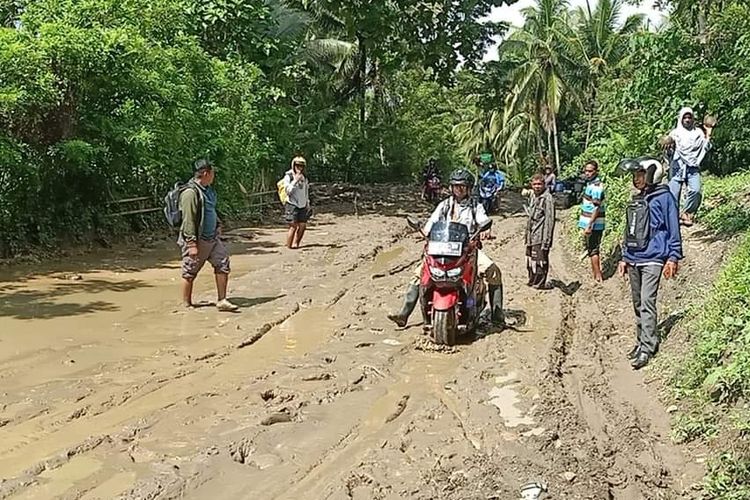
[585,229,604,257]
[179,237,231,279]
[284,203,311,224]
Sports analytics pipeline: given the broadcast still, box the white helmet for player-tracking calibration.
[618,156,666,185]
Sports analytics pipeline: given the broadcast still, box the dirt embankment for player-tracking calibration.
[0,186,724,499]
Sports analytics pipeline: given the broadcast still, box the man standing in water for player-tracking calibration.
[667,107,714,226]
[579,160,606,282]
[283,156,311,249]
[525,173,556,289]
[178,159,239,312]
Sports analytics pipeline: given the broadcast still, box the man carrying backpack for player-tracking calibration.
[617,157,683,370]
[283,156,311,249]
[178,159,239,312]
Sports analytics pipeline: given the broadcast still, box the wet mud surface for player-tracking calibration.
[0,187,717,499]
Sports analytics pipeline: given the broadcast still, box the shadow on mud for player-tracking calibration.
[231,295,285,308]
[299,243,344,250]
[0,278,153,320]
[658,309,686,341]
[468,308,529,342]
[602,245,623,281]
[548,279,582,296]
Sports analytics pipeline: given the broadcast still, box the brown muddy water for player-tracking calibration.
[0,196,709,499]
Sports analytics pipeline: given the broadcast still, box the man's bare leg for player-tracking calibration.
[293,222,307,248]
[286,224,297,249]
[182,278,195,307]
[215,273,229,301]
[590,255,603,282]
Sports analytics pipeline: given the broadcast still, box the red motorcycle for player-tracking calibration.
[407,216,491,346]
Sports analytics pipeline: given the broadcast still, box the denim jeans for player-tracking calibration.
[669,163,702,215]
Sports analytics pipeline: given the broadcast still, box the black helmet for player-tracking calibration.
[618,156,666,185]
[449,168,475,187]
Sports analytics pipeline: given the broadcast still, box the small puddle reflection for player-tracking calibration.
[488,385,535,428]
[80,471,136,500]
[324,247,341,264]
[277,307,337,353]
[370,247,404,273]
[224,306,340,377]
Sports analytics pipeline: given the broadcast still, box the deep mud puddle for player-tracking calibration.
[0,195,712,500]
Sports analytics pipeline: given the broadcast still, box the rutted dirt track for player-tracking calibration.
[0,187,711,499]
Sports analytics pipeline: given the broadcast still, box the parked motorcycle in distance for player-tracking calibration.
[422,175,442,205]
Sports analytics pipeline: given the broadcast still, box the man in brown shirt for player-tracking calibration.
[525,173,556,289]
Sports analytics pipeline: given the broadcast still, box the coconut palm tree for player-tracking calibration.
[453,111,502,163]
[502,0,581,170]
[572,0,644,146]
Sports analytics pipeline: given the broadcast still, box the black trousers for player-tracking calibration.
[526,245,549,288]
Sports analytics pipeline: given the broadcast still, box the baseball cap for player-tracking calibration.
[193,158,214,173]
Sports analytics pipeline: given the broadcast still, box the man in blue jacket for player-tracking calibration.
[617,157,683,370]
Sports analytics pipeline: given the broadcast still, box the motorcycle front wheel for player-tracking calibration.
[432,308,457,346]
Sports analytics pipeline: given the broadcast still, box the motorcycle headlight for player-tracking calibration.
[429,266,447,280]
[446,267,463,279]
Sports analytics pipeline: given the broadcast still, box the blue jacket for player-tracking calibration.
[622,185,683,264]
[480,170,505,189]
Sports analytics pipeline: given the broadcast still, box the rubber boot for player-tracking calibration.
[489,284,505,327]
[387,284,419,328]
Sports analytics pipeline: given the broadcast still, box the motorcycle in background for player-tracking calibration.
[478,178,501,215]
[422,175,442,205]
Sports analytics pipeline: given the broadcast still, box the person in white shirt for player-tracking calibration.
[283,156,311,249]
[387,169,504,328]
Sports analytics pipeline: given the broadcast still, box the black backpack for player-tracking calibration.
[624,187,665,251]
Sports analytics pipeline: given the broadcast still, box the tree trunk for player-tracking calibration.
[552,114,561,172]
[546,129,552,166]
[536,130,544,166]
[697,0,707,42]
[585,85,597,150]
[357,33,367,133]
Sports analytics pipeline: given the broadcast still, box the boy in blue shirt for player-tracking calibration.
[618,158,683,370]
[579,160,606,282]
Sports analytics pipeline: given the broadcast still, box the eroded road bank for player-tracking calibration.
[1,189,707,499]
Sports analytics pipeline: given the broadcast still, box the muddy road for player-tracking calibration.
[1,188,708,499]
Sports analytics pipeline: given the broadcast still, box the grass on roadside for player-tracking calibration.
[668,173,750,498]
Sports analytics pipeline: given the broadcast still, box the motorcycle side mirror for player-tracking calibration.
[405,216,422,232]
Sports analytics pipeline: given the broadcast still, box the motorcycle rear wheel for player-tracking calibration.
[432,309,457,346]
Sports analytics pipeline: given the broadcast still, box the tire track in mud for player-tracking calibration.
[0,214,413,499]
[529,229,698,500]
[1,196,704,500]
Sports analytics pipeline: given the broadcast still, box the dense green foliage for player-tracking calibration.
[3,0,750,493]
[459,0,750,494]
[667,173,750,499]
[0,0,508,256]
